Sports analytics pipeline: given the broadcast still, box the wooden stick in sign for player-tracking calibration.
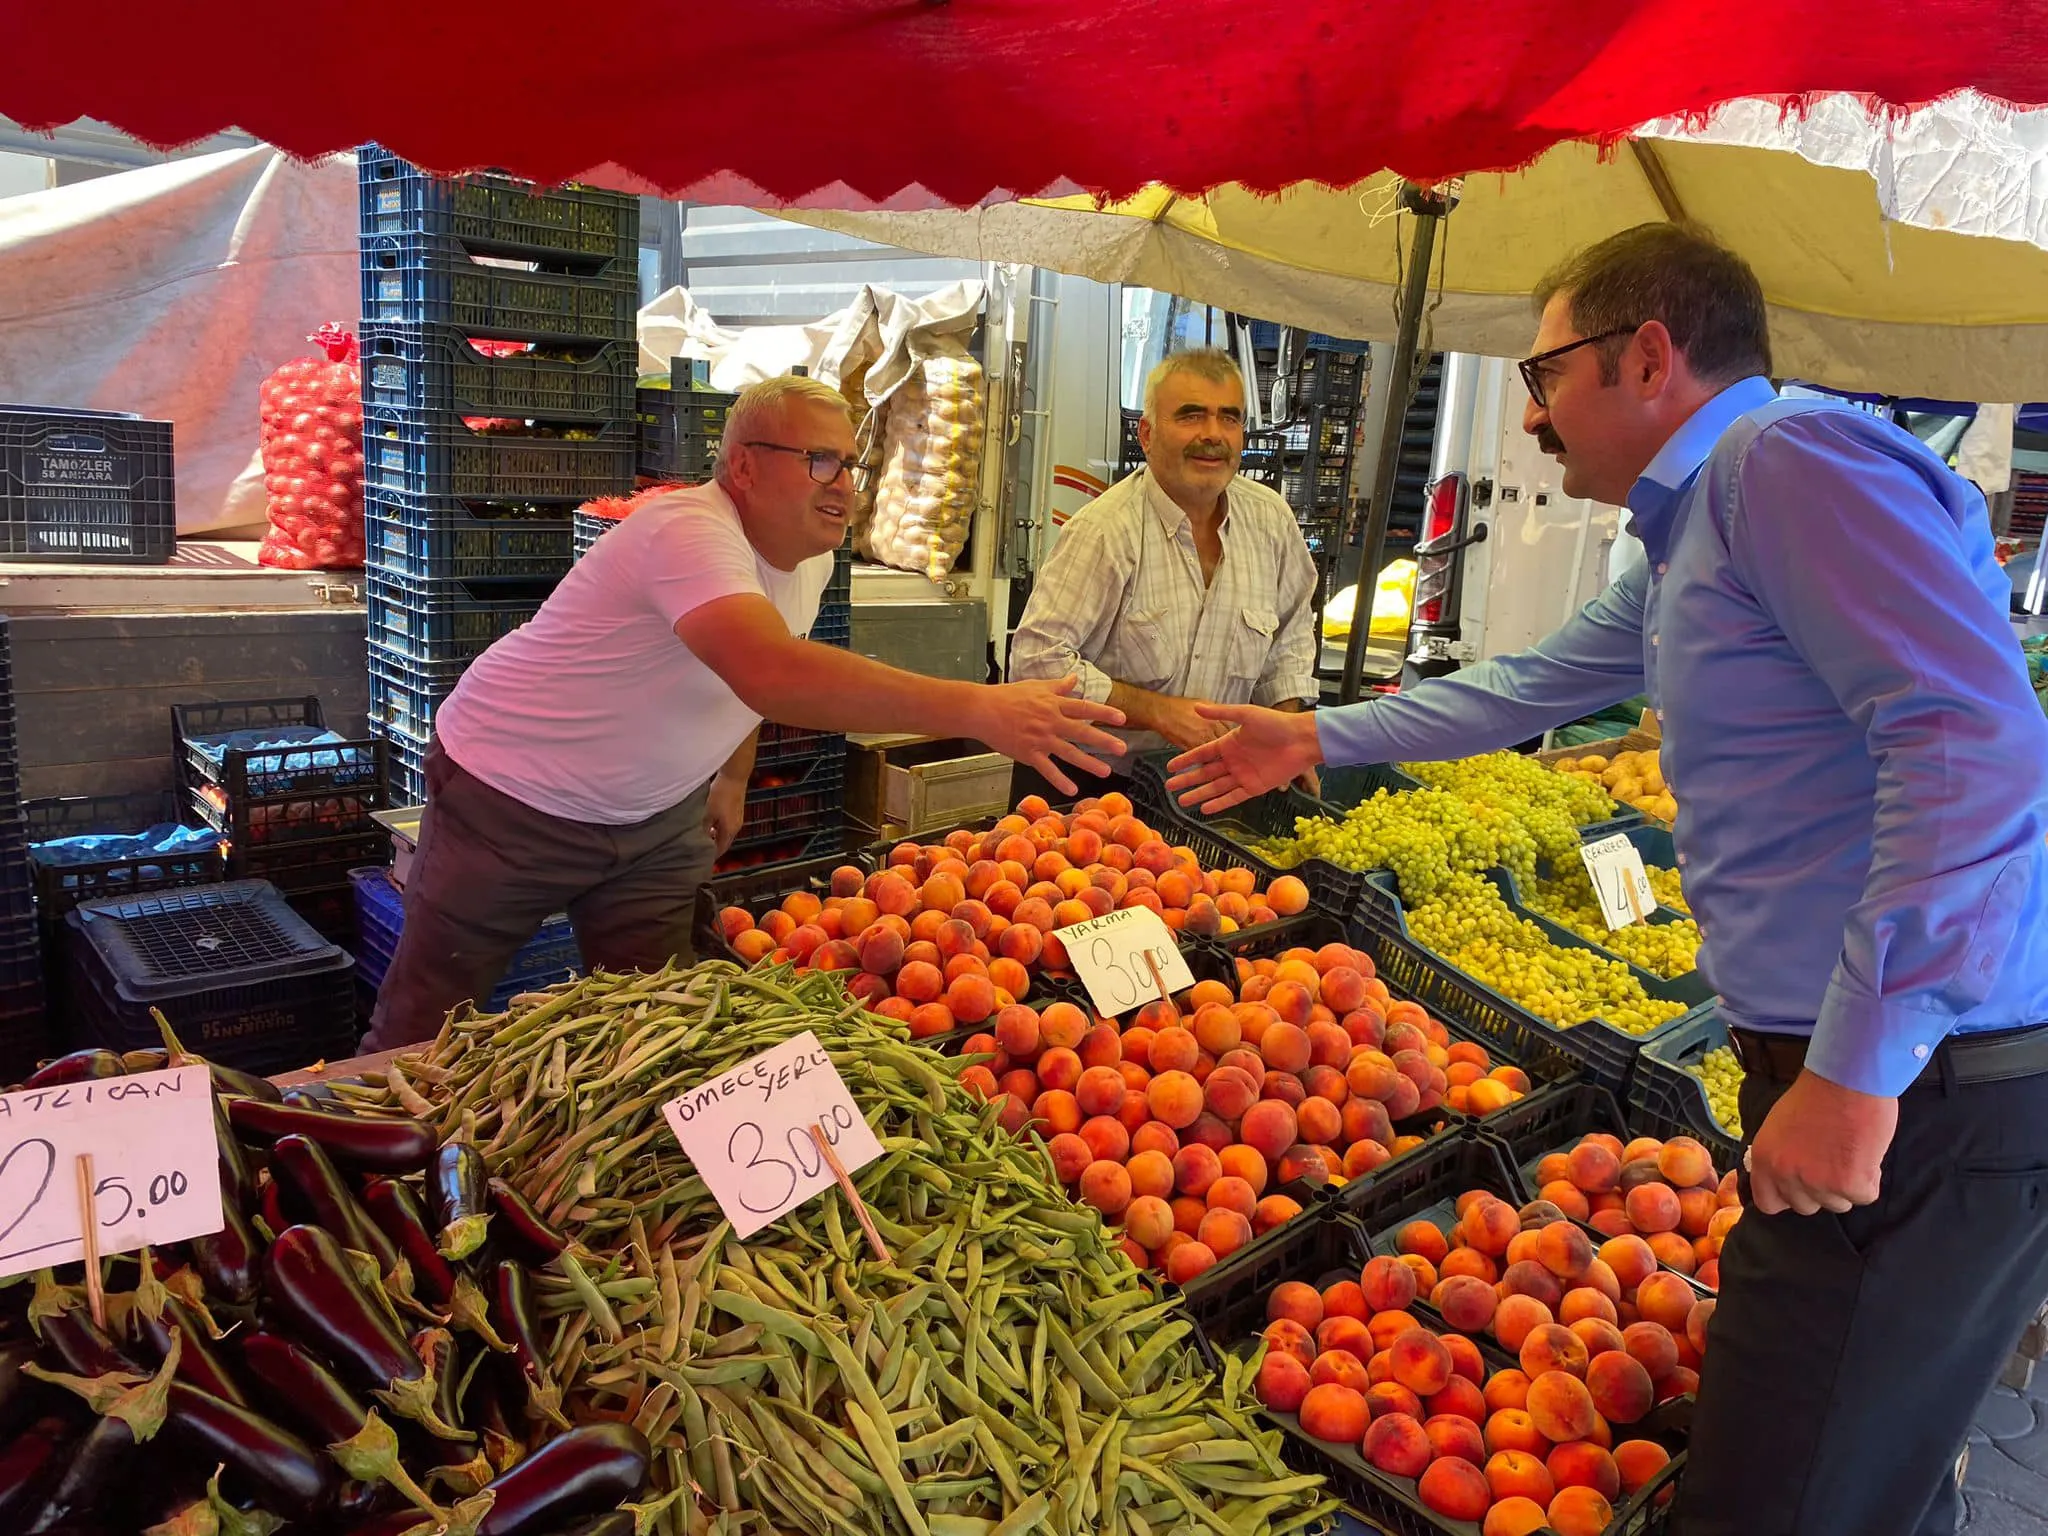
[811,1123,892,1264]
[76,1154,104,1328]
[1143,950,1174,1009]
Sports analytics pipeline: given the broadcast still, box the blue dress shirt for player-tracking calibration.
[1317,377,2048,1096]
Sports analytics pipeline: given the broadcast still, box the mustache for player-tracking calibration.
[1186,443,1234,459]
[1537,428,1566,455]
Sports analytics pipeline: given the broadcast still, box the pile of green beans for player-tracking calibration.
[338,962,1336,1536]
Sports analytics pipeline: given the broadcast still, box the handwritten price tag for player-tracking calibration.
[1061,906,1195,1018]
[0,1065,222,1280]
[1579,833,1655,931]
[660,1031,884,1239]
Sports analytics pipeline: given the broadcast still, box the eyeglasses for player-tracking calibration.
[1517,329,1636,408]
[743,441,864,484]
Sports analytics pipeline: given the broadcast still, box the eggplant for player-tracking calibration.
[551,1516,635,1536]
[474,1423,651,1536]
[486,1179,567,1266]
[27,1412,135,1531]
[0,1415,72,1527]
[120,1049,169,1074]
[260,1176,292,1236]
[163,1380,335,1520]
[213,1094,256,1214]
[280,1086,351,1112]
[493,1261,566,1428]
[133,1297,252,1410]
[361,1178,457,1307]
[24,1050,125,1088]
[208,1063,284,1103]
[0,1338,48,1435]
[412,1327,465,1437]
[36,1310,144,1377]
[238,1331,372,1446]
[269,1136,401,1275]
[228,1099,435,1175]
[431,1143,490,1259]
[188,1198,260,1306]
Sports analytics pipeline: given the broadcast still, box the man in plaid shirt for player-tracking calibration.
[1007,348,1320,803]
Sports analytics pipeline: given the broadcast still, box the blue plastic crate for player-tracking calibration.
[367,656,461,745]
[358,324,637,424]
[350,865,579,1010]
[0,405,177,563]
[377,722,428,807]
[365,492,574,583]
[635,387,737,482]
[357,146,639,264]
[365,569,560,665]
[363,406,635,504]
[359,231,639,343]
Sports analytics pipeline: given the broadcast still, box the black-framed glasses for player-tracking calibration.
[1517,329,1636,408]
[743,441,864,484]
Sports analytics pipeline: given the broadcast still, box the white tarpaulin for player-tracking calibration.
[0,146,358,536]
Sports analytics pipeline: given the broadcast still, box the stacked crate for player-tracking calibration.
[0,619,44,1076]
[356,146,641,804]
[172,697,389,947]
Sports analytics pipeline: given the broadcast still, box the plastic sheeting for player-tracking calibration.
[0,147,358,535]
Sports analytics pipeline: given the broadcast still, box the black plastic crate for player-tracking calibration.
[1316,762,1428,812]
[360,231,640,344]
[1473,1079,1632,1199]
[284,880,358,950]
[175,697,387,803]
[0,987,49,1085]
[810,602,851,649]
[1130,755,1368,917]
[1351,872,1702,1102]
[734,760,846,848]
[363,406,635,504]
[365,568,560,665]
[752,721,846,771]
[0,405,176,563]
[636,387,738,483]
[230,827,391,893]
[365,491,575,584]
[1293,350,1367,411]
[65,880,357,1074]
[713,823,856,876]
[357,324,636,423]
[25,791,223,920]
[187,780,385,852]
[1628,1009,1743,1172]
[358,147,639,264]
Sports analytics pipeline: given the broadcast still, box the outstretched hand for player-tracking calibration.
[1165,704,1322,813]
[979,676,1127,796]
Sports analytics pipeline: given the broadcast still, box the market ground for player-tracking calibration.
[1330,1374,2048,1534]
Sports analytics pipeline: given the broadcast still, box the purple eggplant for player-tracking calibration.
[163,1381,334,1519]
[207,1063,283,1104]
[486,1179,567,1266]
[361,1178,457,1307]
[238,1331,372,1447]
[27,1412,134,1531]
[213,1093,256,1214]
[24,1050,125,1088]
[36,1311,143,1378]
[228,1099,435,1175]
[431,1143,490,1259]
[132,1297,252,1411]
[475,1423,651,1536]
[188,1198,260,1305]
[269,1136,402,1277]
[494,1261,567,1428]
[0,1415,71,1527]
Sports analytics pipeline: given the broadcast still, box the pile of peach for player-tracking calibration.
[1257,1248,1700,1535]
[1529,1132,1741,1290]
[715,792,1316,1039]
[958,938,1535,1284]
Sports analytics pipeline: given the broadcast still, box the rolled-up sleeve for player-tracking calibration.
[1006,517,1122,704]
[1315,564,1650,766]
[1254,523,1321,707]
[1727,416,2048,1097]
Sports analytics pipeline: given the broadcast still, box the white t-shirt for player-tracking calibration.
[434,483,833,825]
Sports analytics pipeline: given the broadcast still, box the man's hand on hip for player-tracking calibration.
[706,769,748,857]
[1745,1068,1898,1216]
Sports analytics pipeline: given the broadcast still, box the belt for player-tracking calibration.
[1729,1023,2048,1089]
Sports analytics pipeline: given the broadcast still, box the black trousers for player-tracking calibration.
[1677,1043,2048,1535]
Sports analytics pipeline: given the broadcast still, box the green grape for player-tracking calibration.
[1686,1045,1745,1134]
[1524,862,1701,979]
[1646,865,1690,914]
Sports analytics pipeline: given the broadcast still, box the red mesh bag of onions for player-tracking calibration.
[257,323,366,570]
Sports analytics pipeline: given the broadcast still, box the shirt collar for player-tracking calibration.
[1625,375,1777,557]
[1143,469,1231,537]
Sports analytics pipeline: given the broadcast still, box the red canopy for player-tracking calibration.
[8,2,2047,204]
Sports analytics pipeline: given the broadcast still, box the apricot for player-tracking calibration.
[1434,1274,1499,1334]
[1366,1381,1423,1422]
[1548,1441,1621,1500]
[1389,1327,1455,1397]
[1485,1408,1547,1457]
[1484,1369,1533,1414]
[1547,1485,1615,1536]
[1419,1455,1493,1521]
[1527,1370,1598,1443]
[1363,1412,1432,1477]
[1625,1182,1682,1234]
[1586,1350,1654,1425]
[1598,1234,1658,1292]
[1146,1071,1204,1129]
[1360,1255,1418,1314]
[1635,1273,1697,1333]
[1520,1323,1591,1380]
[1239,1099,1298,1161]
[1614,1438,1671,1496]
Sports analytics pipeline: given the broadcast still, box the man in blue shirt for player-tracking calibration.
[1169,225,2048,1535]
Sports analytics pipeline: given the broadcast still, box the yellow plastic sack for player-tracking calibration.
[1321,559,1417,642]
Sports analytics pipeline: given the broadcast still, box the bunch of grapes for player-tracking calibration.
[1402,751,1617,867]
[1524,862,1702,980]
[1255,788,1537,898]
[1687,1045,1745,1133]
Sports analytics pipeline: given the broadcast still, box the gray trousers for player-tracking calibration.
[363,739,715,1051]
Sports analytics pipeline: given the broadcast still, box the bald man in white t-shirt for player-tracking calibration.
[365,376,1125,1048]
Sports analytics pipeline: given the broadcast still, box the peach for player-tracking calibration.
[1239,1100,1299,1161]
[1311,1349,1373,1394]
[1442,1248,1500,1285]
[1567,1141,1622,1193]
[1255,1350,1312,1413]
[1278,1145,1335,1186]
[1046,1132,1092,1184]
[1268,1281,1325,1331]
[1343,1139,1393,1179]
[1636,1273,1698,1333]
[1536,1222,1595,1282]
[1117,1088,1154,1133]
[1486,1447,1556,1506]
[1686,1298,1716,1357]
[1548,1441,1621,1500]
[1039,1001,1090,1050]
[1588,1208,1635,1238]
[1079,1115,1130,1164]
[1559,1288,1619,1328]
[1146,1071,1204,1129]
[1538,1181,1593,1222]
[1346,1050,1403,1102]
[1547,1485,1615,1536]
[1586,1350,1654,1426]
[1501,1260,1564,1313]
[1571,1319,1628,1362]
[1318,1316,1377,1361]
[895,959,945,1003]
[1206,1176,1259,1219]
[1484,1369,1533,1414]
[730,928,777,964]
[1363,1412,1432,1477]
[1190,1004,1242,1058]
[1428,1372,1490,1426]
[1676,1186,1718,1238]
[1520,1323,1591,1380]
[1075,1065,1127,1119]
[1485,1408,1547,1457]
[1165,1240,1216,1286]
[1620,1321,1679,1382]
[1171,1195,1208,1238]
[1322,1280,1371,1322]
[1527,1370,1598,1444]
[1079,1159,1132,1218]
[1148,1026,1200,1075]
[1076,1020,1123,1068]
[1419,1455,1492,1521]
[1390,1328,1455,1397]
[1647,1231,1698,1275]
[1465,1198,1521,1257]
[1696,1258,1721,1290]
[1484,1497,1551,1536]
[1368,1310,1423,1354]
[1261,1319,1318,1372]
[1125,1195,1175,1250]
[1398,1220,1451,1267]
[1267,875,1310,916]
[1348,1255,1413,1316]
[1399,1253,1440,1295]
[1444,1333,1487,1389]
[1261,1021,1312,1073]
[1434,1274,1499,1334]
[1172,1144,1223,1198]
[1217,1144,1270,1193]
[1217,1046,1266,1082]
[1299,1383,1370,1446]
[1295,1097,1343,1147]
[1492,1294,1555,1354]
[1185,1111,1234,1152]
[1657,1136,1715,1190]
[1614,1438,1671,1496]
[1037,1047,1083,1093]
[1625,1181,1683,1235]
[1306,1021,1353,1071]
[1579,1259,1622,1305]
[959,1064,1000,1100]
[1261,1070,1307,1108]
[1598,1234,1658,1292]
[1659,1365,1699,1403]
[1366,1380,1423,1421]
[1253,1193,1304,1237]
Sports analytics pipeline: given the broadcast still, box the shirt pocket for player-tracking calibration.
[1226,607,1280,685]
[1118,609,1179,690]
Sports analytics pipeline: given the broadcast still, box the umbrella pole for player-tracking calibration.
[1340,182,1453,704]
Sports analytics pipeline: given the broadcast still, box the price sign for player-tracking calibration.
[660,1031,884,1239]
[1061,906,1196,1018]
[1579,833,1656,931]
[0,1065,222,1280]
